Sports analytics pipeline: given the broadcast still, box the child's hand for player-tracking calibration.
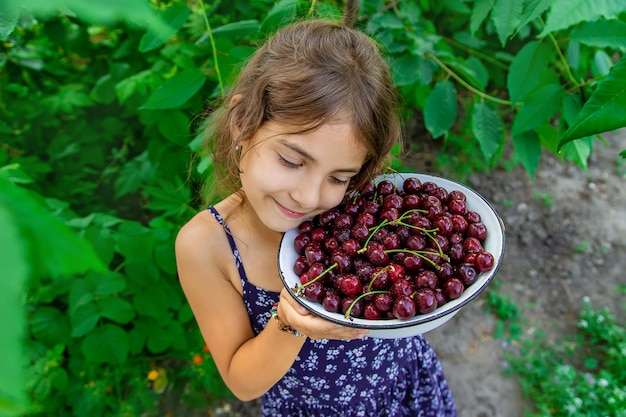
[278,289,369,341]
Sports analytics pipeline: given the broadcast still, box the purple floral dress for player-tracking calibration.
[207,207,457,417]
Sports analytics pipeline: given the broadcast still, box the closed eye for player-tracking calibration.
[278,154,301,168]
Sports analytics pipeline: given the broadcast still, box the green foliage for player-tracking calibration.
[2,0,626,415]
[503,296,626,416]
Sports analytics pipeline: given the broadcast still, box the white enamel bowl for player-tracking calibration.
[278,173,505,339]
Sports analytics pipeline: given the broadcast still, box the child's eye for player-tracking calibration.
[278,155,301,168]
[330,177,349,186]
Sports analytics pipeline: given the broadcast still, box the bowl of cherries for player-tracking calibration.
[278,173,505,338]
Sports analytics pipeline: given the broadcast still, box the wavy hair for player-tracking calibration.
[203,17,402,204]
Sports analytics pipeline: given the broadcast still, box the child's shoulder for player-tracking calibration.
[175,208,229,267]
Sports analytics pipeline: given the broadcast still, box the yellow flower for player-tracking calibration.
[147,370,159,381]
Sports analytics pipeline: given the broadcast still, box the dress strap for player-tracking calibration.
[205,206,249,285]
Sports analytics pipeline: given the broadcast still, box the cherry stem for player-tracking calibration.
[357,218,390,254]
[366,266,390,292]
[384,248,449,268]
[344,290,389,320]
[295,263,338,296]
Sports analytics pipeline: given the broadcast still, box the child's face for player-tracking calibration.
[239,120,368,233]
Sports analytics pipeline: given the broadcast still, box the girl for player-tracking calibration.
[175,9,457,417]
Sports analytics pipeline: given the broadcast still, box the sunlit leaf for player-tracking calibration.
[140,69,206,110]
[0,2,19,40]
[570,19,626,49]
[139,2,190,53]
[260,0,299,33]
[424,80,457,139]
[472,103,503,161]
[516,0,552,34]
[539,0,626,37]
[491,0,523,46]
[560,55,626,146]
[0,205,28,414]
[561,135,593,170]
[591,50,613,77]
[212,19,260,40]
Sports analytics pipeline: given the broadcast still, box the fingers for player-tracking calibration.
[278,289,369,341]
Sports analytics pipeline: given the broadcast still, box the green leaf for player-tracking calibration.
[115,221,155,262]
[516,0,552,33]
[99,297,135,324]
[591,50,613,77]
[570,19,626,49]
[90,74,117,104]
[114,151,155,199]
[424,80,457,139]
[157,110,191,146]
[507,41,552,104]
[139,2,190,53]
[212,19,260,40]
[512,130,541,179]
[93,272,126,296]
[0,2,19,41]
[0,179,105,280]
[81,324,129,364]
[30,306,71,347]
[491,0,523,46]
[7,0,167,33]
[70,303,100,338]
[392,54,425,86]
[133,286,170,318]
[561,135,593,170]
[539,0,626,37]
[0,204,28,413]
[512,83,566,135]
[140,69,206,110]
[559,55,626,147]
[260,0,299,33]
[472,103,503,161]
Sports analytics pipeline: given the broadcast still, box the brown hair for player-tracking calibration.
[203,15,402,204]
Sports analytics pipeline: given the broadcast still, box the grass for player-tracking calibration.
[486,284,626,416]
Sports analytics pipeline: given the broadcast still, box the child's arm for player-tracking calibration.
[175,214,365,401]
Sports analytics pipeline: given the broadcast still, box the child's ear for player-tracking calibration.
[229,94,243,142]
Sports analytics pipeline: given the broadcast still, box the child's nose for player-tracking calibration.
[290,176,323,210]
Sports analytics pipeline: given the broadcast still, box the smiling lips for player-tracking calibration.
[275,200,308,219]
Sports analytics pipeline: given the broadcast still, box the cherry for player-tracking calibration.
[390,279,414,299]
[334,213,354,230]
[318,209,339,227]
[305,243,326,265]
[382,233,401,250]
[421,181,438,195]
[324,236,339,253]
[351,223,370,242]
[342,296,363,318]
[363,303,383,320]
[298,220,314,234]
[474,251,495,272]
[294,232,311,255]
[383,194,404,210]
[380,207,400,223]
[341,239,361,257]
[463,237,484,253]
[322,290,341,313]
[403,177,422,194]
[334,274,362,296]
[304,281,325,302]
[434,215,454,236]
[415,270,438,289]
[331,251,353,273]
[310,227,327,242]
[442,277,464,300]
[374,293,394,312]
[393,295,417,319]
[448,199,467,215]
[356,212,376,228]
[457,263,478,286]
[366,242,389,266]
[377,180,395,196]
[450,214,469,233]
[293,256,308,276]
[448,190,467,202]
[414,288,438,314]
[402,253,424,272]
[403,194,421,209]
[468,222,488,241]
[465,211,481,223]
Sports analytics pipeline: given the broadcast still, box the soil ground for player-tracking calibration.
[165,129,625,417]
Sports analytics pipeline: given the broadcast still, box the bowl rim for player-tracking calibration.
[278,172,506,330]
